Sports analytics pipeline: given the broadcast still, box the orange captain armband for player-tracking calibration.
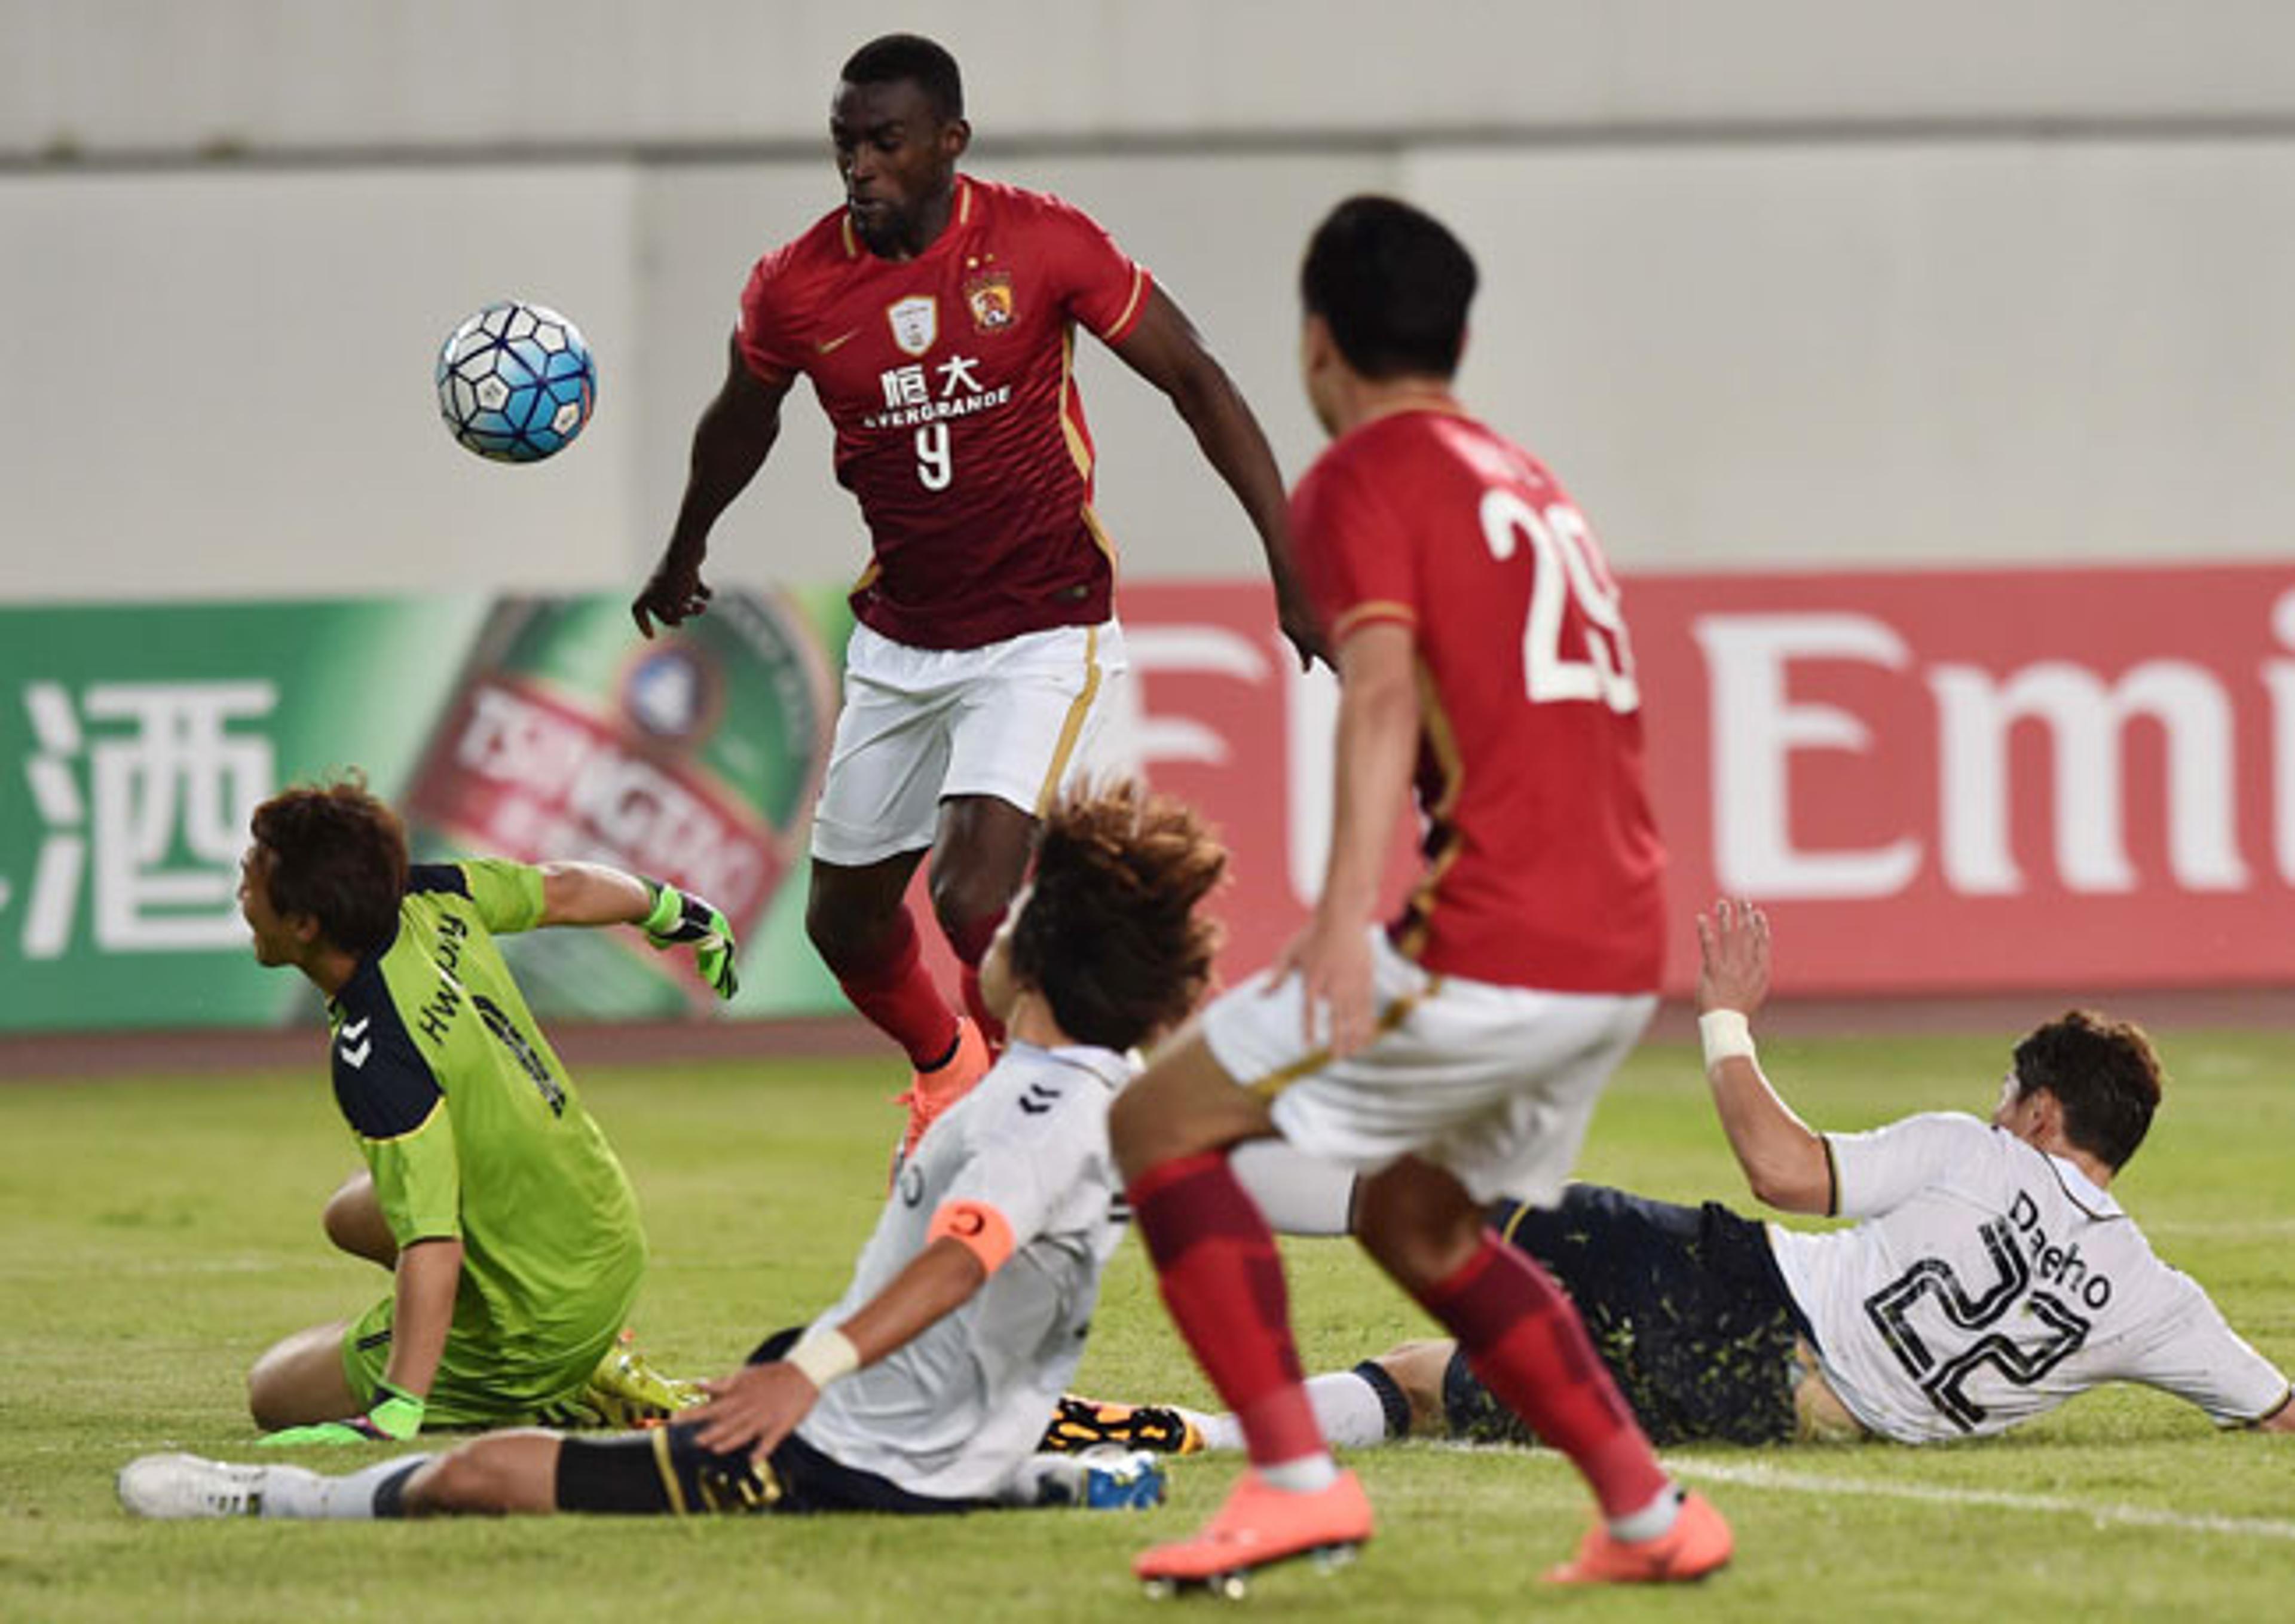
[928,1200,1017,1275]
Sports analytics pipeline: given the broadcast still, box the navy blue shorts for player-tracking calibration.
[1442,1184,1813,1448]
[553,1329,979,1516]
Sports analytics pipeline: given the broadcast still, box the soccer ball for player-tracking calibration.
[434,300,597,463]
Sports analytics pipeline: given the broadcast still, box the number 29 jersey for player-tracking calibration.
[1767,1112,2290,1441]
[1289,406,1665,993]
[738,176,1153,652]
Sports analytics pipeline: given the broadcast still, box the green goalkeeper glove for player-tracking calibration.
[641,880,740,999]
[257,1381,424,1447]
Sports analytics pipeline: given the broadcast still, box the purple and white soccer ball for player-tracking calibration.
[435,300,597,463]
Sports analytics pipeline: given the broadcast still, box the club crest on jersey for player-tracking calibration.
[964,269,1015,334]
[886,295,938,357]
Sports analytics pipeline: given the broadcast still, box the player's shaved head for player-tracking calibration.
[249,773,408,958]
[2012,1010,2164,1172]
[840,33,963,123]
[1011,782,1226,1053]
[1300,194,1478,381]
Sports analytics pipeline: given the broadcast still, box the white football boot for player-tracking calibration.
[117,1453,276,1519]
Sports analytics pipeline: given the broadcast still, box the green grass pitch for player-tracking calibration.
[2,1027,2291,1621]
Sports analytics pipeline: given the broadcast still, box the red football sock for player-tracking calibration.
[945,911,1008,1048]
[831,908,959,1069]
[1418,1232,1669,1518]
[1129,1152,1325,1467]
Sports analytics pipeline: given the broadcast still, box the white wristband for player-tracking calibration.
[1699,1009,1756,1071]
[785,1327,861,1391]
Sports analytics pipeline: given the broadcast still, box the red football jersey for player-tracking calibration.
[738,176,1152,650]
[1291,407,1666,992]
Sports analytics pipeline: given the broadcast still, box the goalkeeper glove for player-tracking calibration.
[258,1381,424,1447]
[641,880,740,999]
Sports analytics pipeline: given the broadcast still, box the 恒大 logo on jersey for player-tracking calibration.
[887,295,937,357]
[964,266,1015,334]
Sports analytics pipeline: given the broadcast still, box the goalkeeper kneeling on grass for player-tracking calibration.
[219,774,735,1449]
[122,780,1223,1522]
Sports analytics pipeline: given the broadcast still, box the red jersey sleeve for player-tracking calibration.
[1030,192,1153,344]
[1293,448,1419,644]
[735,246,804,385]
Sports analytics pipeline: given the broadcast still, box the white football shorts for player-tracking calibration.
[1200,928,1658,1207]
[809,619,1129,867]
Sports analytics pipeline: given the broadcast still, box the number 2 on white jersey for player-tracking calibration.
[1478,490,1640,713]
[915,423,953,491]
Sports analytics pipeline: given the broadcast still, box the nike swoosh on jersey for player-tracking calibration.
[816,329,861,354]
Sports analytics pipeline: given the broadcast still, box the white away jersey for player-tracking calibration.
[794,1041,1132,1499]
[1767,1112,2288,1443]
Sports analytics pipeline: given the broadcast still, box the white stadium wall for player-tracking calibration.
[4,0,2295,600]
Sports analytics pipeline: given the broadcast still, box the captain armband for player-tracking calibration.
[928,1200,1017,1276]
[1698,1009,1757,1074]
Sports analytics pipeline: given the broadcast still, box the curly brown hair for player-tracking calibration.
[1008,782,1228,1053]
[249,772,408,957]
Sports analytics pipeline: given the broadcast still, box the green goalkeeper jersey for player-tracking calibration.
[325,860,644,1387]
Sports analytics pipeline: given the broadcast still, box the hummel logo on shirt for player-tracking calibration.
[339,1017,372,1069]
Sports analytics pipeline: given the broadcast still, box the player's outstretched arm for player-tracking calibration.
[534,863,739,999]
[1110,286,1323,669]
[632,334,794,638]
[1696,900,1831,1215]
[688,1237,990,1463]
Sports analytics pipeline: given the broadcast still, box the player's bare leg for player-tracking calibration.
[929,793,1036,1048]
[1354,1156,1731,1585]
[246,1319,363,1431]
[399,1431,562,1515]
[322,1172,397,1268]
[1112,1032,1374,1594]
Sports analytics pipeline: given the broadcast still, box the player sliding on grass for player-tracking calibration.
[122,782,1224,1522]
[1107,195,1730,1598]
[228,775,732,1446]
[1071,900,2295,1457]
[629,32,1318,1165]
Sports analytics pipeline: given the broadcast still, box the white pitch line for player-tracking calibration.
[1667,1457,2295,1543]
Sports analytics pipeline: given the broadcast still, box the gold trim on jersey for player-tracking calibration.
[1107,266,1147,338]
[1033,625,1104,813]
[1393,660,1465,962]
[840,215,858,260]
[1057,325,1094,479]
[1081,501,1119,567]
[1241,984,1437,1100]
[1331,601,1417,641]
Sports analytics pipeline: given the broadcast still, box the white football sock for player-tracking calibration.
[1257,1452,1340,1494]
[260,1454,434,1519]
[1605,1484,1684,1543]
[1303,1371,1394,1449]
[1187,1369,1397,1454]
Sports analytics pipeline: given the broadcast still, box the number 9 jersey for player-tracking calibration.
[1289,406,1666,993]
[736,177,1153,652]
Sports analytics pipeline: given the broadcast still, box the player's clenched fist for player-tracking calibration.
[641,881,741,999]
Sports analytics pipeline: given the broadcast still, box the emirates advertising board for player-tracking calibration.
[5,564,2292,1033]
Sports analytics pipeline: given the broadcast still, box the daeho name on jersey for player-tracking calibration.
[738,177,1152,651]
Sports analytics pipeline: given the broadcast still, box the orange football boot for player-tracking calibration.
[892,1017,994,1165]
[1543,1490,1733,1585]
[1134,1468,1373,1597]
